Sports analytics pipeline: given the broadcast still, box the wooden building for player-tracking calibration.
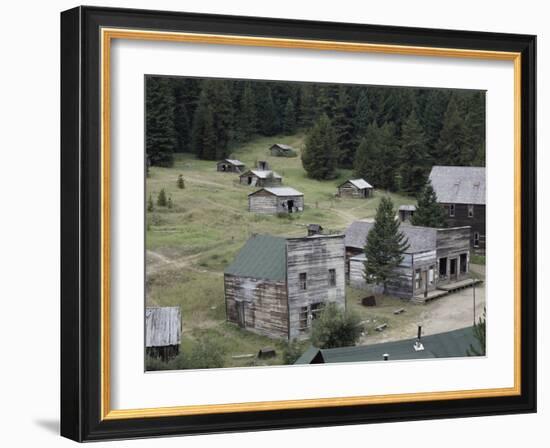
[216,159,245,173]
[239,169,282,187]
[337,178,374,198]
[270,143,296,157]
[429,165,486,251]
[344,221,472,299]
[224,234,346,340]
[256,160,269,170]
[398,204,416,223]
[145,306,182,361]
[248,187,304,214]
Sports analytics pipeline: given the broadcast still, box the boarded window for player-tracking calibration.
[473,232,480,248]
[449,204,455,217]
[468,204,474,218]
[299,272,307,290]
[299,306,309,331]
[328,269,336,287]
[310,302,325,320]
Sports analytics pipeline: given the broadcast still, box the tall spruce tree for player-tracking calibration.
[399,110,429,194]
[333,87,356,168]
[255,84,277,136]
[436,95,468,165]
[236,83,257,142]
[173,96,191,153]
[298,84,317,127]
[301,114,338,180]
[282,98,296,135]
[353,135,378,184]
[364,197,410,294]
[145,77,176,167]
[354,90,371,138]
[191,96,217,160]
[411,180,446,227]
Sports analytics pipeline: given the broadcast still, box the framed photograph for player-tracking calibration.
[60,6,536,441]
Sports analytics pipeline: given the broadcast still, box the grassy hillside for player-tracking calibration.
[146,132,417,368]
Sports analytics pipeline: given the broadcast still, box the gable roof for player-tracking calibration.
[399,204,417,212]
[218,159,245,166]
[344,221,436,253]
[270,143,294,150]
[145,307,181,348]
[240,169,282,179]
[249,187,303,197]
[295,327,479,364]
[224,234,287,281]
[429,166,486,205]
[340,178,373,189]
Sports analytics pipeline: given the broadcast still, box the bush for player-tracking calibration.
[187,337,226,369]
[282,340,305,364]
[157,188,167,207]
[147,194,154,212]
[177,174,185,189]
[145,355,170,371]
[311,303,363,349]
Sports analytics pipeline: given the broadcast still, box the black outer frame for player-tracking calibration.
[60,6,537,442]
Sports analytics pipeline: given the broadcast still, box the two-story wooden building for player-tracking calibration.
[429,166,486,251]
[344,221,472,300]
[224,234,346,340]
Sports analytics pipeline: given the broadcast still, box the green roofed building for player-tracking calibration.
[224,233,346,340]
[295,326,481,364]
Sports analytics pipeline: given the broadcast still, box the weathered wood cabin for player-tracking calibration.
[248,187,304,214]
[270,143,296,157]
[429,165,486,251]
[145,306,182,361]
[337,179,374,198]
[239,169,283,187]
[224,234,346,340]
[398,205,416,223]
[216,159,245,173]
[344,221,472,300]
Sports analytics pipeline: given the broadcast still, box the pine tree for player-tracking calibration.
[147,194,154,212]
[236,83,257,142]
[399,110,429,194]
[364,197,410,294]
[298,84,317,127]
[301,114,338,180]
[282,98,296,135]
[411,180,446,227]
[190,95,217,160]
[177,174,185,189]
[255,84,277,136]
[436,95,469,165]
[353,136,377,183]
[333,87,356,168]
[167,196,173,209]
[377,123,400,191]
[145,77,176,167]
[354,90,371,138]
[157,189,167,207]
[173,84,191,152]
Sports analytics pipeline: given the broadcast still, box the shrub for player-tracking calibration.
[177,174,185,189]
[311,303,363,349]
[147,194,154,212]
[157,188,167,207]
[282,340,304,364]
[167,196,173,209]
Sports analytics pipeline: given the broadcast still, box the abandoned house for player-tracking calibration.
[216,159,246,173]
[398,204,416,223]
[145,306,182,361]
[344,221,476,301]
[248,187,304,214]
[337,178,374,198]
[224,233,346,339]
[270,143,296,157]
[239,169,283,187]
[429,165,486,251]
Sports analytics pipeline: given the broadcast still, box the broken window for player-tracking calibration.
[299,272,307,290]
[298,306,309,332]
[328,269,336,287]
[473,232,480,248]
[310,302,325,320]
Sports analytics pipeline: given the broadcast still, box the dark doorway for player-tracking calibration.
[460,253,468,273]
[439,257,447,278]
[247,176,252,185]
[450,258,457,279]
[236,302,245,328]
[287,199,294,213]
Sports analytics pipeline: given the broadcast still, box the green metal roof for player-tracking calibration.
[295,327,480,364]
[224,234,287,281]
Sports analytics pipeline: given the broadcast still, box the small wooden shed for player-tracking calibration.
[145,306,182,361]
[239,169,282,187]
[337,178,374,198]
[216,159,245,173]
[248,187,304,214]
[270,143,296,157]
[398,205,416,222]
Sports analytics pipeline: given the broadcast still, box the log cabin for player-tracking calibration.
[216,159,245,173]
[224,234,346,340]
[145,306,182,361]
[270,143,296,157]
[239,169,283,187]
[344,221,473,300]
[248,187,304,214]
[429,165,486,251]
[337,178,374,198]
